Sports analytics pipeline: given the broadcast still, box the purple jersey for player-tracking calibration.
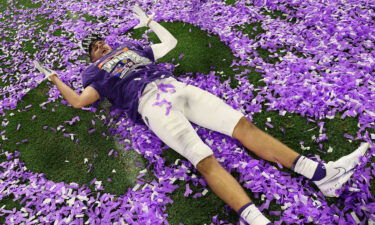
[81,41,173,124]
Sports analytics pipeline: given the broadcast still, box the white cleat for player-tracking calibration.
[314,142,370,197]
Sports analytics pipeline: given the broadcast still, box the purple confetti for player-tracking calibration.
[184,183,192,197]
[88,128,96,134]
[265,122,274,128]
[0,1,373,224]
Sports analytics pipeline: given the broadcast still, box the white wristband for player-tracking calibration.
[147,18,153,27]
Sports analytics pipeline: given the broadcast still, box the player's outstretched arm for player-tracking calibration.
[50,75,100,109]
[148,20,178,60]
[132,5,177,60]
[34,61,99,108]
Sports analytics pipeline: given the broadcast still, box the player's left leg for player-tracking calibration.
[182,83,369,197]
[232,117,299,168]
[232,116,370,197]
[182,83,300,168]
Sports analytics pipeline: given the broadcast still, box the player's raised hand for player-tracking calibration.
[132,4,151,29]
[33,61,58,81]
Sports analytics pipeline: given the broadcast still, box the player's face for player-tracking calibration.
[90,40,112,62]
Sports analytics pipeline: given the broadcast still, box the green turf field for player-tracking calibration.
[0,0,369,224]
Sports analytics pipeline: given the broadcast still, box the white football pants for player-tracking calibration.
[138,77,244,167]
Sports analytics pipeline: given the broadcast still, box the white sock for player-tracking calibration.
[292,155,318,179]
[240,203,271,225]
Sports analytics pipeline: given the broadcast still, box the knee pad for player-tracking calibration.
[187,141,213,168]
[163,115,213,167]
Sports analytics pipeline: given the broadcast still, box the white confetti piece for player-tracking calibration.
[132,183,141,191]
[348,187,360,192]
[67,197,76,207]
[279,110,287,116]
[43,198,51,204]
[77,195,88,201]
[94,181,102,190]
[142,184,149,190]
[350,212,361,224]
[274,194,281,200]
[170,177,177,184]
[261,171,270,179]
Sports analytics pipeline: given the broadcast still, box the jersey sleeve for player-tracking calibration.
[88,81,106,107]
[142,45,155,62]
[89,81,103,97]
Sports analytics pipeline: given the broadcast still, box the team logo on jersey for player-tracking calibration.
[97,47,152,79]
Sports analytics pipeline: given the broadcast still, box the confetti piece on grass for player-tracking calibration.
[88,128,96,134]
